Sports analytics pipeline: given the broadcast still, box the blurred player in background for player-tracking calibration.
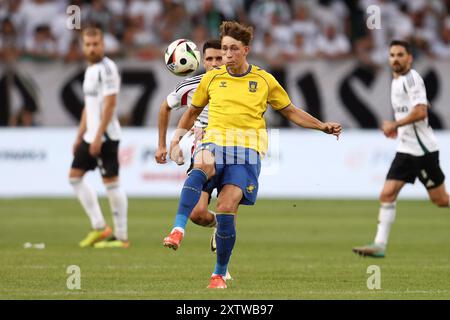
[353,40,450,258]
[69,27,129,249]
[165,21,341,289]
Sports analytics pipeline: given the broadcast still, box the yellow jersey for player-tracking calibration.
[191,64,291,154]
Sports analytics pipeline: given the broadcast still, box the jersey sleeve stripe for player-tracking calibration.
[406,72,415,87]
[175,74,203,90]
[181,88,194,106]
[175,79,201,93]
[102,60,112,76]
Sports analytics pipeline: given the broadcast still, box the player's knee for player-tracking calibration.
[193,163,215,178]
[380,192,396,203]
[189,206,208,225]
[216,202,237,214]
[431,195,449,208]
[69,169,84,181]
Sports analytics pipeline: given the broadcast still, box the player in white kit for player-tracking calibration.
[155,39,223,233]
[353,40,449,258]
[69,27,129,249]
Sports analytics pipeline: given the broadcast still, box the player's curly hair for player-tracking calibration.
[219,21,253,46]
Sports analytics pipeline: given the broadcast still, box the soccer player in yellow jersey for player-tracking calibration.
[163,21,342,289]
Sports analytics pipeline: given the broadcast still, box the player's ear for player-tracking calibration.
[408,53,413,64]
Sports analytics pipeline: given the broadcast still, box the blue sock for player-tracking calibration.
[173,168,208,231]
[214,214,236,276]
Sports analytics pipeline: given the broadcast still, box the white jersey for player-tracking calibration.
[82,56,121,143]
[391,69,438,156]
[166,74,209,128]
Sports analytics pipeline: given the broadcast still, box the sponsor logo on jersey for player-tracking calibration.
[395,106,408,113]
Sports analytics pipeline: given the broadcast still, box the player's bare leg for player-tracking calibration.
[208,185,242,288]
[94,176,129,248]
[353,180,405,257]
[427,184,450,208]
[190,191,216,227]
[69,168,112,247]
[163,149,215,250]
[189,190,220,252]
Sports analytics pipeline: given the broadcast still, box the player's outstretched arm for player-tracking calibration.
[279,104,342,139]
[382,104,427,138]
[169,105,204,165]
[73,107,87,155]
[155,100,172,164]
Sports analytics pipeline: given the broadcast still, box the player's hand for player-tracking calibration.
[169,140,184,165]
[89,136,102,157]
[382,121,398,139]
[321,122,342,140]
[72,137,82,156]
[155,146,168,164]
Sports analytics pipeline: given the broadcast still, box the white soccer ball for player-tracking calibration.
[164,39,201,76]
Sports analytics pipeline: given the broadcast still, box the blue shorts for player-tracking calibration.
[196,143,261,206]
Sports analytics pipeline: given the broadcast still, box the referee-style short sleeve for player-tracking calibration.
[101,61,120,97]
[407,71,428,107]
[191,73,210,108]
[266,73,291,110]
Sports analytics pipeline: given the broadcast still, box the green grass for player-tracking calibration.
[0,198,449,299]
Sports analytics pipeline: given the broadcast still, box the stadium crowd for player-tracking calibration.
[1,0,450,65]
[2,0,450,127]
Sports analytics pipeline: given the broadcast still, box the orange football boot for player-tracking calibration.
[163,229,184,250]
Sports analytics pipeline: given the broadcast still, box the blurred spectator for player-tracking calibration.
[85,0,112,34]
[249,0,291,33]
[123,12,155,48]
[270,13,294,49]
[431,16,450,59]
[285,32,317,61]
[0,0,450,63]
[253,31,286,68]
[316,24,352,60]
[310,0,350,36]
[158,1,191,44]
[0,18,20,62]
[105,0,127,38]
[63,31,84,63]
[408,3,438,56]
[125,0,162,44]
[191,24,209,50]
[5,0,26,49]
[24,25,59,61]
[20,0,59,47]
[291,4,318,45]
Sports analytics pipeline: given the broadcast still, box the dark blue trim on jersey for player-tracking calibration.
[227,64,252,77]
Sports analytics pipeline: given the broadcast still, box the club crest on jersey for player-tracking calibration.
[246,184,256,193]
[248,81,258,92]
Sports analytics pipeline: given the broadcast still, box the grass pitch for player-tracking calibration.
[0,198,449,300]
